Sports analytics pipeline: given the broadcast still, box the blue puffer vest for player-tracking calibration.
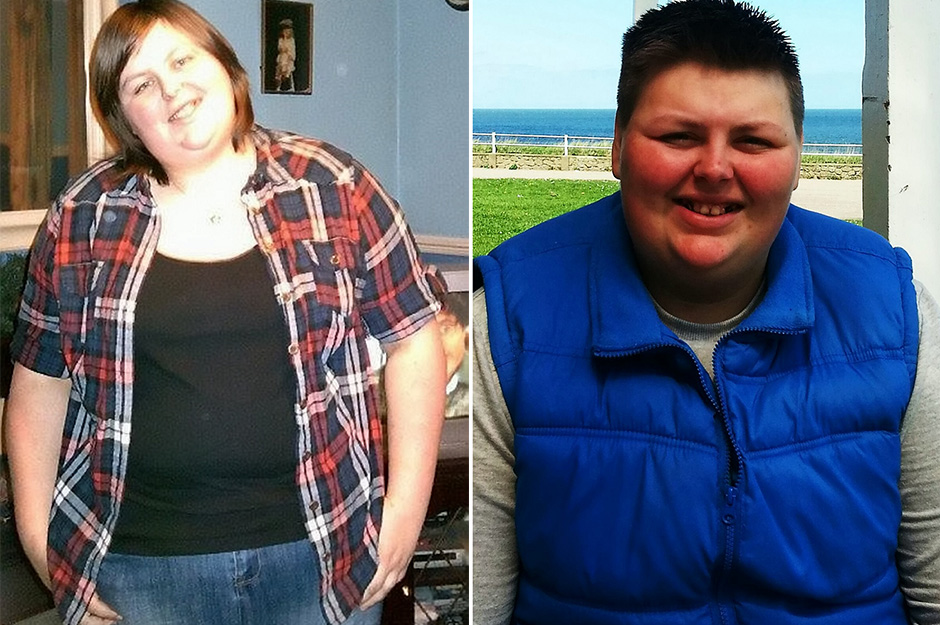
[475,192,919,625]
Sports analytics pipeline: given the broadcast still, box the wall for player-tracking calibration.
[864,0,940,296]
[886,0,940,296]
[188,0,469,239]
[398,2,470,237]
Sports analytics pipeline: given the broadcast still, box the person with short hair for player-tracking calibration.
[472,1,940,623]
[425,268,470,419]
[5,1,447,624]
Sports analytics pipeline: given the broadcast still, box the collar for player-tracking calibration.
[446,373,461,395]
[591,198,815,356]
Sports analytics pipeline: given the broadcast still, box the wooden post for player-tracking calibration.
[9,0,52,211]
[67,0,87,177]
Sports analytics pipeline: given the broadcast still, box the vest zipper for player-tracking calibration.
[709,325,801,625]
[596,326,799,625]
[712,324,802,486]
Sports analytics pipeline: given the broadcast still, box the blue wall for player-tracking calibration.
[188,0,469,239]
[398,2,470,238]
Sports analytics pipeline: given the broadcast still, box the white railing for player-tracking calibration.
[472,132,863,156]
[472,133,611,155]
[801,143,863,156]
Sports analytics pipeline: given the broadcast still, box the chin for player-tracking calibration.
[671,238,736,268]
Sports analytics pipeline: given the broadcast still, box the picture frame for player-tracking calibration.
[262,1,313,95]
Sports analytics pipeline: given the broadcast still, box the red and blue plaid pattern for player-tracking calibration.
[12,127,440,625]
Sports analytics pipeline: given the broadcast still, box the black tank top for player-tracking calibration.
[110,248,307,555]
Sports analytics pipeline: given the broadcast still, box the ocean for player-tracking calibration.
[473,108,861,146]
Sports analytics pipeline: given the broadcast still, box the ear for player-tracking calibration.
[611,124,624,180]
[791,130,804,190]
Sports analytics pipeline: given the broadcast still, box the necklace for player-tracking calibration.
[206,206,225,226]
[157,150,256,227]
[156,180,243,227]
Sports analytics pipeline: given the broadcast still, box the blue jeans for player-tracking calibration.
[95,539,382,624]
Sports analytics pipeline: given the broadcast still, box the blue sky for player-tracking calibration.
[472,0,864,110]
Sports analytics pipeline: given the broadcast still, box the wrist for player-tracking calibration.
[15,522,51,589]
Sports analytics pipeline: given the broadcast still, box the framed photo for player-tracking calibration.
[262,1,313,94]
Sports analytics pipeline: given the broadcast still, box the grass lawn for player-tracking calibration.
[473,178,865,257]
[473,178,619,256]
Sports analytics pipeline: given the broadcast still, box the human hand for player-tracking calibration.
[359,496,425,610]
[78,593,122,625]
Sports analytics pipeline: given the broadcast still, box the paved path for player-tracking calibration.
[473,168,862,221]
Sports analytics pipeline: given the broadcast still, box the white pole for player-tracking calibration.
[885,0,940,295]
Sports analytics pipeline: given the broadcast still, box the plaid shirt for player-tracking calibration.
[11,127,440,625]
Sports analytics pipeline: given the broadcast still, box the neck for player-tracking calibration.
[163,141,255,195]
[639,261,767,324]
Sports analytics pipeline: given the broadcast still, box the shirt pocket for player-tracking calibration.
[296,237,362,363]
[57,261,102,369]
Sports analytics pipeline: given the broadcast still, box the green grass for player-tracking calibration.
[800,154,862,165]
[472,143,610,157]
[472,179,866,257]
[472,178,619,256]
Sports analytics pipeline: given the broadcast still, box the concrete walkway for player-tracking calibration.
[473,168,862,221]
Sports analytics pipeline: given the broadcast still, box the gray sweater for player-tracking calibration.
[472,281,940,625]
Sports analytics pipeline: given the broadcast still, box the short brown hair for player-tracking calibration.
[89,0,254,184]
[616,0,803,135]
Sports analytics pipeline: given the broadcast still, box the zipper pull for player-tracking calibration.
[722,486,738,525]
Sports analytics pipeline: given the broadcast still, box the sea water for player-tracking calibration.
[473,108,861,145]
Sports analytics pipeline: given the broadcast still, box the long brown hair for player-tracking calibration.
[89,0,254,184]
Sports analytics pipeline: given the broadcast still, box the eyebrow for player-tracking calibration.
[119,45,191,91]
[649,115,788,134]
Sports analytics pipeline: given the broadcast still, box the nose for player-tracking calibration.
[693,142,733,183]
[161,76,181,100]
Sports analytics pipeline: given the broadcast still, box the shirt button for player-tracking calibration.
[330,253,340,266]
[309,501,320,512]
[288,343,300,356]
[260,238,276,254]
[280,291,293,303]
[302,451,313,461]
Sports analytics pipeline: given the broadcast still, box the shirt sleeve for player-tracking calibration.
[351,164,439,344]
[898,281,940,624]
[9,207,68,378]
[472,288,518,625]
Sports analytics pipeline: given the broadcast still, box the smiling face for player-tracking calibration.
[612,61,802,322]
[119,21,238,176]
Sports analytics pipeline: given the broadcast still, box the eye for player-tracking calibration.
[174,54,193,68]
[658,132,697,146]
[736,136,775,151]
[133,79,154,95]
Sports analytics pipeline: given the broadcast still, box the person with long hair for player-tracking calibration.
[6,1,446,624]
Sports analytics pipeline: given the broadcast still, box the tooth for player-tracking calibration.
[171,101,194,121]
[682,201,736,216]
